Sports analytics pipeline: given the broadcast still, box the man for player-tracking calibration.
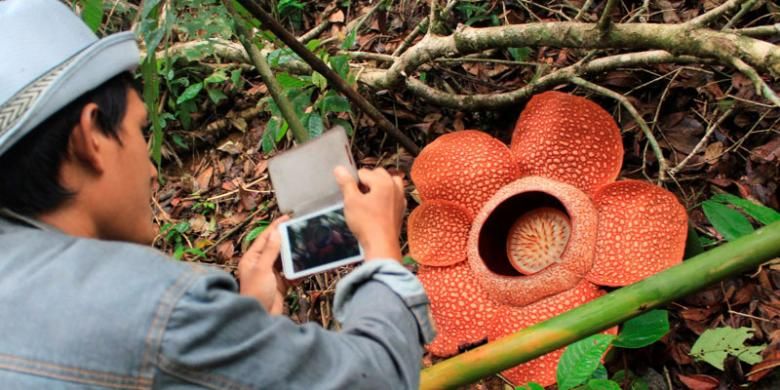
[0,0,434,388]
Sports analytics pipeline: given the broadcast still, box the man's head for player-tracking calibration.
[0,0,155,244]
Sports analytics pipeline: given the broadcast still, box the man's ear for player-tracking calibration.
[68,102,106,174]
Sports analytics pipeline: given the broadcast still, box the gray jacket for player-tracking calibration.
[0,213,435,389]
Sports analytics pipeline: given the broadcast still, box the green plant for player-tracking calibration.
[454,1,500,26]
[259,40,356,153]
[702,193,780,243]
[521,310,669,390]
[160,221,206,260]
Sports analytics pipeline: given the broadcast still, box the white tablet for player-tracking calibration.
[278,202,364,279]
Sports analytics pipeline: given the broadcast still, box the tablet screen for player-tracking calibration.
[284,207,361,273]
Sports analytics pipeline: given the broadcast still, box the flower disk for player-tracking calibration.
[506,207,571,274]
[411,130,518,215]
[408,200,472,266]
[510,91,623,196]
[587,180,688,286]
[418,262,499,356]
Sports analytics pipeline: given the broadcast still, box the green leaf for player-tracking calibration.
[312,71,328,91]
[287,88,313,117]
[206,88,227,104]
[591,364,608,380]
[230,69,243,88]
[557,334,616,390]
[176,82,203,104]
[320,92,351,113]
[245,221,270,244]
[515,383,545,390]
[204,71,228,84]
[304,113,325,138]
[261,129,276,154]
[80,0,103,32]
[402,255,417,265]
[508,47,531,62]
[331,118,354,136]
[586,379,621,390]
[329,55,350,80]
[613,310,670,348]
[305,39,322,52]
[276,73,309,89]
[341,28,358,49]
[702,200,754,241]
[711,193,780,225]
[690,327,767,370]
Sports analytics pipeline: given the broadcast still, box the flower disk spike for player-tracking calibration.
[510,91,623,196]
[506,207,571,274]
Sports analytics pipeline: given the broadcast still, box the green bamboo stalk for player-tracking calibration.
[421,221,780,389]
[227,3,309,144]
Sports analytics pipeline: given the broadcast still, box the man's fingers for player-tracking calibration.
[257,227,282,267]
[334,166,360,199]
[357,167,393,190]
[246,216,289,255]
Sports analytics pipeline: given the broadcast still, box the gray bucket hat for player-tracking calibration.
[0,0,140,156]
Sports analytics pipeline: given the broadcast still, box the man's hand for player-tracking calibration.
[238,216,289,314]
[334,166,406,261]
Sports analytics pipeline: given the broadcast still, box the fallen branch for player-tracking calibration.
[420,220,780,388]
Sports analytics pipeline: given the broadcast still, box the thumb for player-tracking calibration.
[334,166,359,199]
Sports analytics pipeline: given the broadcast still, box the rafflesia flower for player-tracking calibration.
[408,91,688,386]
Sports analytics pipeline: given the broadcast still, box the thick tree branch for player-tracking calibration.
[375,21,780,89]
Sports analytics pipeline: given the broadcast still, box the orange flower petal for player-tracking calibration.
[587,180,688,286]
[408,200,472,266]
[418,262,500,357]
[510,91,623,196]
[411,130,518,215]
[488,281,616,387]
[468,176,598,307]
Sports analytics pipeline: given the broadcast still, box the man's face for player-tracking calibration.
[100,88,157,244]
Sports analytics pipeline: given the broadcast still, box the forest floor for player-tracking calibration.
[115,0,780,388]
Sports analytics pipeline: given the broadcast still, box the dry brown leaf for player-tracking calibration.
[216,241,235,263]
[196,166,214,192]
[678,373,719,390]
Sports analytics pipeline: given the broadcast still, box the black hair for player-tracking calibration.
[0,71,138,216]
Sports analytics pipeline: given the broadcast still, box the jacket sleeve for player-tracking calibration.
[154,261,434,389]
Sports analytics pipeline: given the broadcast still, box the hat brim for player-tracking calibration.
[0,31,139,156]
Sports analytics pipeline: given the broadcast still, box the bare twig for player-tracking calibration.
[722,0,759,30]
[728,23,780,37]
[298,20,332,43]
[597,0,619,32]
[574,0,595,22]
[569,76,669,181]
[393,0,457,56]
[668,108,735,177]
[686,0,746,28]
[235,0,420,155]
[730,57,780,108]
